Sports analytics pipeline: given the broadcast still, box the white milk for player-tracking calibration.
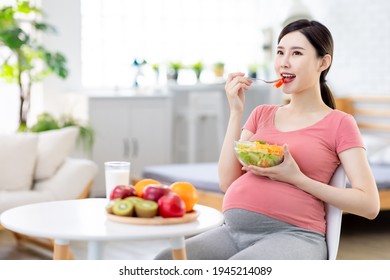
[105,169,130,198]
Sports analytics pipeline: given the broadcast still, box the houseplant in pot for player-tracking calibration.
[29,112,95,157]
[248,64,258,79]
[167,61,182,81]
[191,61,204,81]
[213,62,225,78]
[0,0,68,131]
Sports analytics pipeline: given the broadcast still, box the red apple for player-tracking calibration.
[158,193,186,218]
[142,184,171,202]
[110,185,137,200]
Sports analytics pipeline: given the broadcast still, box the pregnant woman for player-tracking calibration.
[155,19,380,260]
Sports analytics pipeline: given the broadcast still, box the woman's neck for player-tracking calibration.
[286,92,330,113]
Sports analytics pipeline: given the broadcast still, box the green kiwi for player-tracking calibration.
[112,199,134,216]
[125,196,144,205]
[134,199,158,218]
[105,198,120,214]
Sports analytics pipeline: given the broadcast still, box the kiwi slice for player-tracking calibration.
[112,199,134,216]
[125,196,144,205]
[105,198,120,214]
[134,199,158,218]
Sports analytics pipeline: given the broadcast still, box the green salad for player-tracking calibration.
[234,140,284,167]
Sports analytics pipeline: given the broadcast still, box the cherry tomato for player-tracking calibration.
[274,78,284,88]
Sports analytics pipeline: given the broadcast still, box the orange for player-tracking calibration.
[134,178,160,197]
[170,181,198,212]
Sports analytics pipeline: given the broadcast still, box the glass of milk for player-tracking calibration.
[104,161,131,199]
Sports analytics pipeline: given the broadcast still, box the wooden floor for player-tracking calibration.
[1,211,390,260]
[337,211,390,260]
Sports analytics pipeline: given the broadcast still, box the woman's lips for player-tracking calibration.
[281,74,296,83]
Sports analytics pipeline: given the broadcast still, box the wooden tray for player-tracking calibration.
[106,210,198,225]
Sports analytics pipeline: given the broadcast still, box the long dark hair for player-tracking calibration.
[278,19,335,109]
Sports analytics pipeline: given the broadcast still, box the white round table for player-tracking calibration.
[0,198,224,260]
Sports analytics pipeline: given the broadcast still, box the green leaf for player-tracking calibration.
[0,63,18,83]
[0,7,16,30]
[16,0,41,15]
[0,28,29,49]
[43,51,68,79]
[33,22,56,33]
[17,0,32,13]
[169,61,182,71]
[29,112,60,132]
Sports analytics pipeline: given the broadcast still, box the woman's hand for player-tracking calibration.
[242,145,305,185]
[225,72,252,113]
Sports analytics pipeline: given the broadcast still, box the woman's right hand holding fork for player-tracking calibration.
[225,72,253,113]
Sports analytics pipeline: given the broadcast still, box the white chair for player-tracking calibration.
[326,164,347,260]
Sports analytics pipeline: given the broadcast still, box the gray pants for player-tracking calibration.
[154,208,327,260]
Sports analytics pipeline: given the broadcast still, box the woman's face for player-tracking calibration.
[274,31,324,95]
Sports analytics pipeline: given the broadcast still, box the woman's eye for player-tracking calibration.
[292,51,302,56]
[276,50,283,55]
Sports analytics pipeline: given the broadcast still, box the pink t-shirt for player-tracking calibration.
[223,105,364,234]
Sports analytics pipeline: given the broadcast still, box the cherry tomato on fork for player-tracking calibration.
[273,77,284,88]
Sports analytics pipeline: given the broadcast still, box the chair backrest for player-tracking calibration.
[325,164,347,260]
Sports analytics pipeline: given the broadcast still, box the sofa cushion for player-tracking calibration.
[0,190,53,214]
[0,133,38,191]
[34,126,79,180]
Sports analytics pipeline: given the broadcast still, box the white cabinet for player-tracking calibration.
[89,95,172,197]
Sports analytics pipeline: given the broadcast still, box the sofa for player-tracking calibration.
[0,126,98,216]
[0,126,98,255]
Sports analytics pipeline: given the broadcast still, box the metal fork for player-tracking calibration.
[249,77,282,84]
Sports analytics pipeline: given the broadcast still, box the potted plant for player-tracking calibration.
[152,63,159,73]
[191,61,204,81]
[152,63,159,83]
[248,64,258,79]
[0,0,68,131]
[213,62,225,78]
[167,61,182,81]
[29,112,95,156]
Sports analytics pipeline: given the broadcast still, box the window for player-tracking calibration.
[81,0,269,88]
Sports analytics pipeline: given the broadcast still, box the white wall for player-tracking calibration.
[41,0,82,94]
[260,0,390,97]
[304,0,390,96]
[40,0,87,121]
[0,84,19,133]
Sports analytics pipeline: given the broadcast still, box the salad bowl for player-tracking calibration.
[234,140,284,167]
